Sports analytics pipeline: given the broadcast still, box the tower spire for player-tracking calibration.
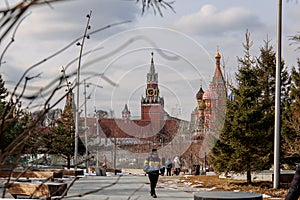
[122,104,131,120]
[147,52,158,84]
[213,47,224,82]
[215,46,221,60]
[150,52,155,74]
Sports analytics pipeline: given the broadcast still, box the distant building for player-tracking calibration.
[82,51,227,168]
[96,53,187,154]
[31,108,62,127]
[190,51,227,139]
[177,51,228,168]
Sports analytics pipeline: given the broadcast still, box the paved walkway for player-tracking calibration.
[66,174,195,200]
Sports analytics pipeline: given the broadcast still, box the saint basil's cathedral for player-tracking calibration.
[190,51,227,140]
[186,51,227,164]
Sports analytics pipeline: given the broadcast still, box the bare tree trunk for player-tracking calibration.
[247,169,252,183]
[67,155,71,169]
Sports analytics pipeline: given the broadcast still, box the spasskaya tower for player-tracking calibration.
[141,52,165,124]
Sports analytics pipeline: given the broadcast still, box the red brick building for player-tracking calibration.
[97,53,185,154]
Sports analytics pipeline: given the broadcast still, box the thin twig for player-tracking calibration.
[8,20,130,107]
[127,184,144,200]
[54,176,80,199]
[0,12,31,68]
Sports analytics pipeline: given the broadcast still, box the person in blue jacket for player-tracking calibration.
[144,149,161,198]
[165,158,173,176]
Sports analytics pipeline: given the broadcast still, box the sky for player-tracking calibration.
[0,0,299,121]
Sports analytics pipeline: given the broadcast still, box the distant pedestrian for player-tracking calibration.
[160,157,166,176]
[165,158,173,176]
[144,149,161,198]
[174,156,181,175]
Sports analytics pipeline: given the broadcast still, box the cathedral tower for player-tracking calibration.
[192,50,227,135]
[141,53,164,124]
[122,104,131,121]
[211,50,227,103]
[203,50,227,132]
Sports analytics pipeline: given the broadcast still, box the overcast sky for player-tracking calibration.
[0,0,299,121]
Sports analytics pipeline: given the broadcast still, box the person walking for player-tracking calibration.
[174,156,181,175]
[160,157,166,176]
[144,149,161,198]
[165,158,173,176]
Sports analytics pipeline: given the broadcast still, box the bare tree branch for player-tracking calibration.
[135,0,175,16]
[127,183,144,200]
[0,12,31,68]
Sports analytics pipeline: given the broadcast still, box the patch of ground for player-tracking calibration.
[159,175,290,199]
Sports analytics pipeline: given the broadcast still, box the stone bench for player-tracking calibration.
[31,169,84,177]
[7,182,67,200]
[272,172,295,184]
[0,170,62,180]
[106,168,121,174]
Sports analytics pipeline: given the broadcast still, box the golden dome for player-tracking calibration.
[215,51,221,58]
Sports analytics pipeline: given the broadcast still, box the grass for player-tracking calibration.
[160,175,290,199]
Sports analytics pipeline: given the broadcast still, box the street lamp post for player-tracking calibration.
[113,132,117,175]
[74,11,92,170]
[84,80,89,173]
[95,109,100,169]
[82,81,102,173]
[274,0,282,189]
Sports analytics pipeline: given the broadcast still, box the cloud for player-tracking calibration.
[285,5,300,35]
[0,0,141,94]
[18,0,139,42]
[173,4,264,37]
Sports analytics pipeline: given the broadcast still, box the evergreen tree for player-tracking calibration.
[0,74,21,152]
[0,74,31,167]
[49,91,85,169]
[209,32,272,183]
[257,39,291,167]
[0,74,8,136]
[282,59,300,166]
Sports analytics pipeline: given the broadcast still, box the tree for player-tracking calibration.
[0,74,32,168]
[282,59,300,166]
[0,74,10,151]
[257,39,291,168]
[49,91,85,169]
[209,31,273,183]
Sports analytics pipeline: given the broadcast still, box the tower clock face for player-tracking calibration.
[147,88,155,96]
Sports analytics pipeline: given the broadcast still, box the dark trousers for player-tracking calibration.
[174,168,180,175]
[166,168,171,176]
[160,167,165,175]
[148,171,159,195]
